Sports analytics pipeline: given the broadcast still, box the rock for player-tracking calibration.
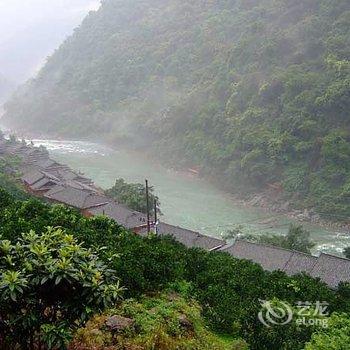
[178,314,194,331]
[280,201,290,211]
[249,195,264,206]
[105,315,134,332]
[303,209,311,220]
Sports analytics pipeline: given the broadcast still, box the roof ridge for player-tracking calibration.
[235,239,316,257]
[317,252,350,262]
[160,222,223,241]
[282,251,296,271]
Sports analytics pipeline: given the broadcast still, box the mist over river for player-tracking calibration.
[28,138,350,256]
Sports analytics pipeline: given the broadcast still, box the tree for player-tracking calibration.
[0,227,123,349]
[344,247,350,259]
[105,178,161,215]
[258,225,315,254]
[304,313,350,350]
[224,224,315,254]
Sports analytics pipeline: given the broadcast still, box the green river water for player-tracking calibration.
[31,138,350,256]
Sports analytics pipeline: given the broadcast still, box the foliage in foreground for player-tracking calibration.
[0,188,350,349]
[304,313,350,350]
[0,227,123,349]
[69,293,246,350]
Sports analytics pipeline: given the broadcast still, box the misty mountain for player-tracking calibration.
[0,74,15,104]
[0,0,100,83]
[3,0,350,218]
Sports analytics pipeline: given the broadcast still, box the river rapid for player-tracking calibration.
[24,138,350,257]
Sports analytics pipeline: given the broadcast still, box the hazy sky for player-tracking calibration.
[0,0,100,83]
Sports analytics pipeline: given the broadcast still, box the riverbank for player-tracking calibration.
[239,191,350,232]
[2,121,350,233]
[150,152,350,233]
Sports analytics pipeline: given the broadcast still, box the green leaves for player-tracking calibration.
[105,178,161,215]
[0,270,28,301]
[304,313,350,349]
[0,227,123,349]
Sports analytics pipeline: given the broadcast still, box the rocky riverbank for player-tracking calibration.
[243,192,350,232]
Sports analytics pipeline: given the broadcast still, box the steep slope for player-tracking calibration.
[3,0,350,218]
[0,74,15,104]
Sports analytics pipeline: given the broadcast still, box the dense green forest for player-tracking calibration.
[3,0,350,218]
[1,186,350,349]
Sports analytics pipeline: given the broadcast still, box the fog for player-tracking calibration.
[0,0,100,84]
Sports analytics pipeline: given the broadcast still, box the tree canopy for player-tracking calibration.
[3,0,350,218]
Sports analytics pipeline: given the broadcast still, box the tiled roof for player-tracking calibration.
[65,180,98,192]
[30,178,59,191]
[22,170,45,185]
[34,159,60,169]
[87,201,147,229]
[220,240,350,288]
[44,186,93,209]
[284,252,318,276]
[83,194,109,210]
[155,222,225,250]
[310,253,350,289]
[221,240,293,271]
[45,186,107,210]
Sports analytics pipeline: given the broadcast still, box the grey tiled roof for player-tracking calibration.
[221,240,293,271]
[65,180,98,192]
[310,254,350,289]
[30,178,59,191]
[22,170,45,185]
[45,186,107,210]
[88,201,147,229]
[34,159,60,169]
[284,252,318,276]
[44,186,99,209]
[83,194,109,209]
[155,222,225,250]
[220,240,350,288]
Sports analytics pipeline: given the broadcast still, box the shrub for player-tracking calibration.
[304,313,350,349]
[0,227,123,349]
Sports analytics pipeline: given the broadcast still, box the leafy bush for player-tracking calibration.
[0,187,349,349]
[0,227,123,349]
[304,313,350,349]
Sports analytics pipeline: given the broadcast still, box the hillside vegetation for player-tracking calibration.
[3,0,350,218]
[1,186,350,349]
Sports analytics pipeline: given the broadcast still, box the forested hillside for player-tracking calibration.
[3,0,350,218]
[0,74,14,103]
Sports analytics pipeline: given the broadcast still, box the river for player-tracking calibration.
[25,138,349,256]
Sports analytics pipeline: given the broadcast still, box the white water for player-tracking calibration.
[26,138,350,256]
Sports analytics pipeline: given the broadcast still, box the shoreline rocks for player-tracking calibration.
[244,193,350,233]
